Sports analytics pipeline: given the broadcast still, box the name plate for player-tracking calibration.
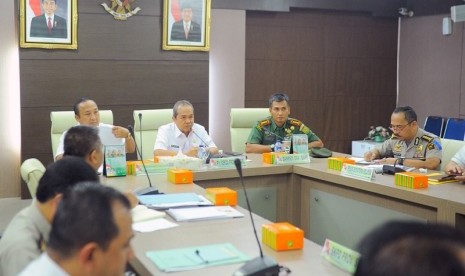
[341,164,375,181]
[321,238,360,273]
[210,155,246,169]
[275,153,310,164]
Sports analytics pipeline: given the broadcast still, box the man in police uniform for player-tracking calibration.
[364,106,442,170]
[246,93,324,153]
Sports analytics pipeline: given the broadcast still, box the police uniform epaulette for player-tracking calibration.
[289,118,303,127]
[421,135,434,143]
[257,119,271,130]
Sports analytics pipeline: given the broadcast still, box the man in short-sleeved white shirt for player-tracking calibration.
[55,98,135,160]
[154,100,218,157]
[445,145,465,181]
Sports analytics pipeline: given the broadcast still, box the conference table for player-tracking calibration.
[101,153,465,275]
[101,156,348,275]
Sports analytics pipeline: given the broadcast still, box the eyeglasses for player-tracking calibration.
[389,121,414,131]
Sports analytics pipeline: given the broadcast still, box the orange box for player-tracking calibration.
[262,222,304,251]
[327,157,356,171]
[262,152,284,164]
[395,172,428,189]
[126,161,140,175]
[167,168,193,184]
[205,187,237,206]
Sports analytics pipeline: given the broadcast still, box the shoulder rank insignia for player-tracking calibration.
[289,119,303,127]
[300,124,311,134]
[421,135,434,143]
[257,119,271,130]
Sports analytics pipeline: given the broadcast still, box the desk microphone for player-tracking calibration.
[128,125,159,196]
[138,113,143,159]
[382,157,426,175]
[233,159,280,276]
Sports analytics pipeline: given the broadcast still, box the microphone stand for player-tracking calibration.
[233,159,280,276]
[128,125,159,196]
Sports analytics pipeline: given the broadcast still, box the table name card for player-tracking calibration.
[321,238,360,273]
[341,164,375,181]
[275,153,310,164]
[210,155,246,169]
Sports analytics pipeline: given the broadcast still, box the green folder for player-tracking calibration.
[146,243,250,272]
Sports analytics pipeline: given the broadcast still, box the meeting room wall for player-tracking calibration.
[244,10,398,153]
[19,1,209,168]
[398,14,465,125]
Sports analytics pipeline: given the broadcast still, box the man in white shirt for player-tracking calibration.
[154,100,218,157]
[444,145,465,180]
[19,184,134,276]
[55,98,135,160]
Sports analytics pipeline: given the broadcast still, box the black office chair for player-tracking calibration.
[423,116,445,137]
[443,118,465,140]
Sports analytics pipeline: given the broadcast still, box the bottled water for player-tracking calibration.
[274,141,283,152]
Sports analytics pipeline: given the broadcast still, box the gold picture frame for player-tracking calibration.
[162,0,211,51]
[19,0,78,50]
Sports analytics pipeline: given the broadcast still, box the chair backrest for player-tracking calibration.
[50,110,113,158]
[230,108,270,153]
[20,158,46,198]
[440,138,465,171]
[133,109,173,160]
[443,118,465,141]
[424,116,445,138]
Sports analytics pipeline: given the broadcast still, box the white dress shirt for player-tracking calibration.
[19,253,69,276]
[154,122,216,154]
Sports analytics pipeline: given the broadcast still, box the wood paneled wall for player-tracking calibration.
[20,0,208,197]
[245,10,398,153]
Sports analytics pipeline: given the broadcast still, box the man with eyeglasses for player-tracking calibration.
[364,106,442,170]
[246,93,323,153]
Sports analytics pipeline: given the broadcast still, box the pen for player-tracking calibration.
[195,249,208,264]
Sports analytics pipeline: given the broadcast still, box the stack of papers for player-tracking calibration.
[146,243,250,272]
[137,193,213,210]
[131,205,165,223]
[167,206,244,222]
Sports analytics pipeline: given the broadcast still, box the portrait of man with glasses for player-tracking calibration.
[364,106,442,170]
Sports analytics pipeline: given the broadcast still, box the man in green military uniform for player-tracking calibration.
[246,93,324,153]
[364,106,442,170]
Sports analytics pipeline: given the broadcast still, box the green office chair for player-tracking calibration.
[50,110,114,158]
[20,158,46,198]
[230,108,269,153]
[133,109,173,160]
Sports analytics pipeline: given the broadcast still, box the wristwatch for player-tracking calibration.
[270,144,275,152]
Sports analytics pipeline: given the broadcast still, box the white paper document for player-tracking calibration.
[133,218,178,233]
[131,205,165,223]
[167,206,244,222]
[99,124,124,146]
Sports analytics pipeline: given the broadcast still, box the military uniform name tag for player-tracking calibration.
[341,164,375,181]
[275,153,310,164]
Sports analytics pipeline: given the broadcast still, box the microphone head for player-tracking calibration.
[127,125,134,136]
[138,113,142,119]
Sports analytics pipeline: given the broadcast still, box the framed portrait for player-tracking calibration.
[162,0,211,51]
[19,0,78,50]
